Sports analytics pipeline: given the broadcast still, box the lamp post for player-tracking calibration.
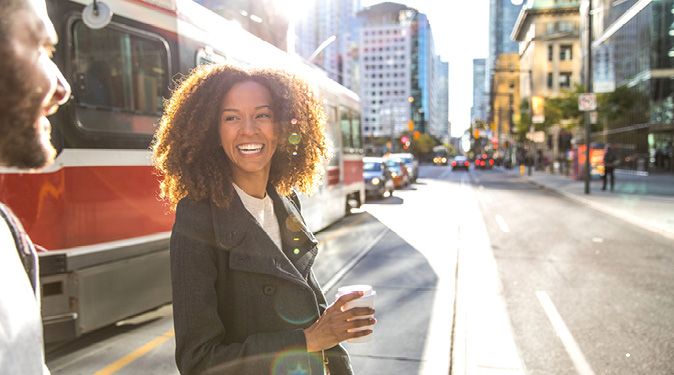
[583,0,593,195]
[308,35,337,63]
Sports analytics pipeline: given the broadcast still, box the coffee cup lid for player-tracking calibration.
[336,284,373,297]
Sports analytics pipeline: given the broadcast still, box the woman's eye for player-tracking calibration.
[256,113,272,119]
[223,115,239,122]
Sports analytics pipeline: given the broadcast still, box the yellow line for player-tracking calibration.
[94,329,175,375]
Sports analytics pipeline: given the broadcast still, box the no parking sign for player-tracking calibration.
[578,93,597,111]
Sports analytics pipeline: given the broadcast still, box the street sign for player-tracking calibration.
[578,93,597,111]
[526,130,545,143]
[531,96,545,124]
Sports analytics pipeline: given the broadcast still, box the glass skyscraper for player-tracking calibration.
[488,0,525,94]
[591,0,674,172]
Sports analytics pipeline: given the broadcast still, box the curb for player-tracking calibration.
[522,176,674,242]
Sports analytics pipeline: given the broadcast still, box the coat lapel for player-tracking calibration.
[268,188,319,279]
[210,186,317,288]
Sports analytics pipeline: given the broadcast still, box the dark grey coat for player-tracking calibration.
[170,186,354,375]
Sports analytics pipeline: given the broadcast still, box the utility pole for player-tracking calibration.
[584,0,593,195]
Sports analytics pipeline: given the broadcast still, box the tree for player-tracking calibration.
[597,85,649,129]
[414,133,437,154]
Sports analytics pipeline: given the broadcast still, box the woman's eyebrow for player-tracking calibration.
[222,108,239,113]
[255,105,272,110]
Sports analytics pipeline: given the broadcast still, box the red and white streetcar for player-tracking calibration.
[0,0,363,343]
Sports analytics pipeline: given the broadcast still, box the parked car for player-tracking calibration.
[363,157,395,199]
[384,158,410,188]
[389,153,419,182]
[451,155,471,171]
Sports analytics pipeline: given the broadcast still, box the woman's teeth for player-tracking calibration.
[237,144,264,154]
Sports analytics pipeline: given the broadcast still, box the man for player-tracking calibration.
[0,0,71,373]
[602,145,617,192]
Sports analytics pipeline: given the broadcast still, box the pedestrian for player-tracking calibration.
[152,64,375,375]
[602,145,617,192]
[0,0,71,373]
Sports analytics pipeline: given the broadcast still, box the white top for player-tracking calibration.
[232,183,283,251]
[0,218,50,374]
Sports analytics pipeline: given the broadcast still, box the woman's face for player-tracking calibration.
[219,80,278,180]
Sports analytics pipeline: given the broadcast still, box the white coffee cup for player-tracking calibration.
[335,285,376,343]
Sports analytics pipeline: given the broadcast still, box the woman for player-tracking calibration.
[152,64,375,374]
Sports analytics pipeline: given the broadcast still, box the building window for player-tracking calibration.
[548,45,554,61]
[558,21,574,32]
[560,45,572,60]
[559,72,572,88]
[547,72,553,89]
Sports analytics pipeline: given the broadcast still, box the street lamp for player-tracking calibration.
[583,0,593,195]
[308,35,337,63]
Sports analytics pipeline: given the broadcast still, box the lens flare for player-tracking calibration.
[288,132,301,145]
[271,349,322,375]
[274,294,317,325]
[285,216,303,233]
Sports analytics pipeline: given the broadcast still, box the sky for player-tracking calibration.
[362,0,490,137]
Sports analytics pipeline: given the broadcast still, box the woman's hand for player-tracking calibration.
[303,291,376,352]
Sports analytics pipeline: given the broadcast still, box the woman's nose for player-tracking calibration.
[240,116,258,134]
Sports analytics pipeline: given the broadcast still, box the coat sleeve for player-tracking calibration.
[170,199,309,375]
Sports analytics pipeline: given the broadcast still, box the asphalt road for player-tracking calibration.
[44,165,674,374]
[467,167,674,375]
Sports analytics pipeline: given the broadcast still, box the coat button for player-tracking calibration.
[263,285,276,296]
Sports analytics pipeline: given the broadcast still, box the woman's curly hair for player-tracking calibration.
[152,63,328,210]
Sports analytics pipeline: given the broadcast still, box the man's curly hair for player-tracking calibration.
[152,63,328,209]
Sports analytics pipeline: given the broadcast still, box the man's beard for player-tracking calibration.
[0,52,56,170]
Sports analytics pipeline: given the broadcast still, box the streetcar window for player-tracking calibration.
[72,21,169,135]
[326,105,340,167]
[350,110,362,150]
[340,107,352,150]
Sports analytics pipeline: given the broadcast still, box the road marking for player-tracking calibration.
[536,291,595,375]
[495,215,510,233]
[94,329,175,375]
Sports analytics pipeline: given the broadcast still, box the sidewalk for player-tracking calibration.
[500,167,674,241]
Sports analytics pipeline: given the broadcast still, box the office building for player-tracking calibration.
[589,0,674,172]
[472,58,488,123]
[488,0,525,94]
[293,0,362,87]
[357,2,446,146]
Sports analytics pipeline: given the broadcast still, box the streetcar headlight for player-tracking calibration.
[371,177,380,185]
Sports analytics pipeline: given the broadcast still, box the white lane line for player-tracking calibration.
[495,215,510,233]
[536,291,595,375]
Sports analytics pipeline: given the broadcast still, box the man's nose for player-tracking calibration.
[52,64,71,105]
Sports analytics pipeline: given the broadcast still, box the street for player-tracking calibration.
[45,165,674,375]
